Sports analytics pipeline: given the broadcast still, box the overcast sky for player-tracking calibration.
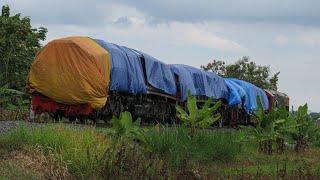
[2,0,320,111]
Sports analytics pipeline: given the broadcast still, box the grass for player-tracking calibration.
[0,123,111,179]
[0,148,71,179]
[0,163,38,180]
[144,125,240,166]
[0,122,320,179]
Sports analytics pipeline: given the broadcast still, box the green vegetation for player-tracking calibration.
[1,122,320,179]
[176,91,222,134]
[0,87,30,121]
[145,126,239,167]
[0,4,42,120]
[242,100,320,155]
[0,5,47,90]
[0,85,319,179]
[0,124,110,178]
[110,111,145,141]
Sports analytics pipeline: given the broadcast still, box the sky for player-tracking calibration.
[2,0,320,111]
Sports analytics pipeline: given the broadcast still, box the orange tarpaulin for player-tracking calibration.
[27,36,111,109]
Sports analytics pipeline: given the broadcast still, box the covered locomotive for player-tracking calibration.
[27,36,289,124]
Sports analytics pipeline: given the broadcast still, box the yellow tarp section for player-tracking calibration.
[27,36,111,109]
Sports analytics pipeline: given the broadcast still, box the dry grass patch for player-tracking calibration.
[0,147,71,179]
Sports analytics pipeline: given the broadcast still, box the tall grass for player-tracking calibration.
[0,123,111,179]
[145,126,240,167]
[0,123,241,178]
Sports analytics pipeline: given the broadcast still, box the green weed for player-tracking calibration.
[145,125,240,167]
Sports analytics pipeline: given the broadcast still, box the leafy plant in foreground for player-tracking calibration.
[176,91,222,134]
[244,97,320,154]
[287,104,319,152]
[111,111,146,144]
[243,98,290,154]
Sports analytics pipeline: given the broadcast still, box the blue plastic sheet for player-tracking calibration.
[224,78,246,106]
[134,51,177,95]
[227,78,269,113]
[170,64,229,101]
[94,39,147,94]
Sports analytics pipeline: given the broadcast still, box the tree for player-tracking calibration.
[0,5,47,90]
[201,56,280,90]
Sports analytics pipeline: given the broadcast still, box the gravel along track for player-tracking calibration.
[0,121,20,135]
[0,120,102,136]
[0,121,46,136]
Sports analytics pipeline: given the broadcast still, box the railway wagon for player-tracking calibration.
[27,36,288,124]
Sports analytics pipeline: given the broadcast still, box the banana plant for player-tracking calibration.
[287,104,319,152]
[245,98,290,154]
[111,111,146,144]
[176,91,222,134]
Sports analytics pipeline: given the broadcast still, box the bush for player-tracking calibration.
[0,87,30,121]
[144,125,240,167]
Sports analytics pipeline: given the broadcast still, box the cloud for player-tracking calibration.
[299,31,320,46]
[2,0,110,26]
[114,17,133,27]
[168,22,246,52]
[3,0,320,27]
[275,35,289,45]
[115,0,320,26]
[32,2,246,53]
[102,19,247,52]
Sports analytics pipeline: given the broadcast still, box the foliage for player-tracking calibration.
[0,86,30,109]
[176,91,222,133]
[287,104,320,152]
[144,125,240,167]
[0,5,47,90]
[201,56,280,90]
[243,99,320,154]
[242,99,289,154]
[0,86,30,121]
[110,111,146,142]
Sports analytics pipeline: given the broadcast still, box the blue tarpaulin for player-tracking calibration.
[170,64,229,101]
[135,51,177,95]
[227,78,269,113]
[224,78,246,106]
[95,39,177,96]
[94,39,147,94]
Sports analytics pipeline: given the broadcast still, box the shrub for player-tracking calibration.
[0,87,30,121]
[243,100,320,154]
[242,98,290,154]
[288,104,320,152]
